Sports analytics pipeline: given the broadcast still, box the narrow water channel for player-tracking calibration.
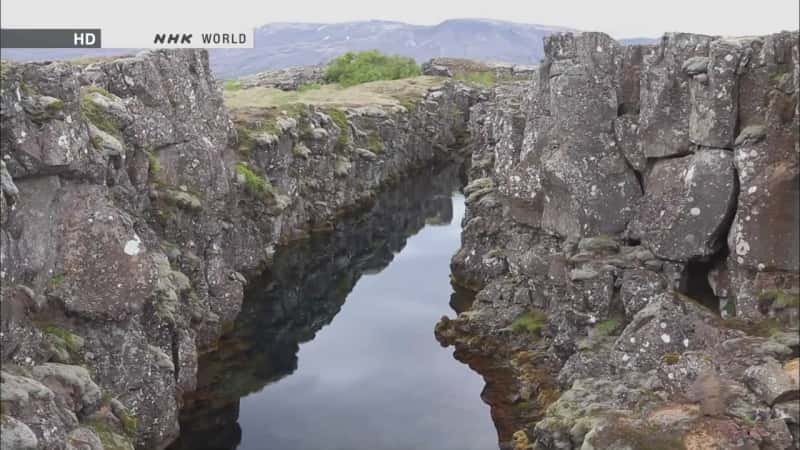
[170,164,497,450]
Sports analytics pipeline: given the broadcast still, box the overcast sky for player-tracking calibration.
[2,0,798,38]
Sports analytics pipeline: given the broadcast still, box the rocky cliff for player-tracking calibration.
[0,51,480,449]
[437,31,800,449]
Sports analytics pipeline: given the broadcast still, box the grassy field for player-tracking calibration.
[223,76,447,110]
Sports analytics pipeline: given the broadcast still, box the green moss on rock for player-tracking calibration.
[327,109,350,151]
[511,310,547,336]
[367,131,384,154]
[147,149,161,177]
[594,319,620,336]
[758,289,800,308]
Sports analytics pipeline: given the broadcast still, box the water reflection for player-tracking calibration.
[170,164,496,450]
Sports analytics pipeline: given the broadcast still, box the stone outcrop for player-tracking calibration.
[0,50,481,449]
[422,57,536,81]
[237,64,326,90]
[440,30,799,450]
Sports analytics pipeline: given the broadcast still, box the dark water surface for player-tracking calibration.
[170,165,497,450]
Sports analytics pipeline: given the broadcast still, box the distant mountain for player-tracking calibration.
[1,19,658,79]
[210,19,576,78]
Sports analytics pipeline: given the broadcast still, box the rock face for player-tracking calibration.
[0,51,481,449]
[441,30,800,450]
[630,149,737,261]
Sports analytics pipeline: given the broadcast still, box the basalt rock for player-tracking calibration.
[629,149,737,262]
[237,65,325,90]
[441,29,799,450]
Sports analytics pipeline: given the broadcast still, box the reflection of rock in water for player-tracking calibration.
[169,163,461,450]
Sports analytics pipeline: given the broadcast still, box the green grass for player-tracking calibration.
[454,71,497,87]
[297,82,322,93]
[511,310,548,336]
[223,80,243,91]
[236,162,271,196]
[324,50,421,87]
[81,95,122,139]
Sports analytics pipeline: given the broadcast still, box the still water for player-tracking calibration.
[170,165,497,450]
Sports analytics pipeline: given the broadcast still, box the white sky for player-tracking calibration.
[2,0,798,38]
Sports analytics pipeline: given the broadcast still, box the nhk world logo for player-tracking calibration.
[153,32,249,46]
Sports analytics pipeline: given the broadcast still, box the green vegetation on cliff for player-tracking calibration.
[327,109,350,151]
[454,71,496,87]
[324,50,421,87]
[235,162,272,196]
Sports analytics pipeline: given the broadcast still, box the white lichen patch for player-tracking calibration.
[683,338,689,348]
[124,234,143,256]
[735,239,750,256]
[661,333,671,344]
[690,207,701,216]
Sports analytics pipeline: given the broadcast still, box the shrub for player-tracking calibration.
[324,50,421,87]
